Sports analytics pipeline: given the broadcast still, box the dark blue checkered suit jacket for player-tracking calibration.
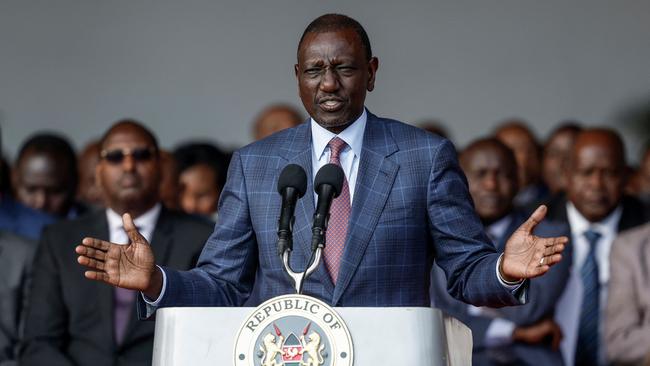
[149,112,523,309]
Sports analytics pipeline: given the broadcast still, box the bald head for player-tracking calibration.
[566,128,626,222]
[252,104,303,141]
[494,121,541,189]
[460,138,518,224]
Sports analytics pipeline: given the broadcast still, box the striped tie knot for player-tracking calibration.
[583,229,602,249]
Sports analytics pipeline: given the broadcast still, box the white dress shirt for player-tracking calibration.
[106,203,161,244]
[555,202,622,366]
[310,109,366,204]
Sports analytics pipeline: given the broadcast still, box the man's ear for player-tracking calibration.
[294,64,300,79]
[366,57,379,92]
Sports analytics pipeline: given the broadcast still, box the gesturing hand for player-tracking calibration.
[75,213,162,298]
[500,205,568,282]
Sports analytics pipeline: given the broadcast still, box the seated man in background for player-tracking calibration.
[541,122,582,198]
[21,120,213,366]
[251,103,303,141]
[606,221,650,365]
[12,133,85,219]
[552,128,648,366]
[431,137,570,366]
[495,120,548,211]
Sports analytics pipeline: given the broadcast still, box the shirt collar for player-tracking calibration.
[566,201,623,237]
[106,203,162,233]
[311,108,367,161]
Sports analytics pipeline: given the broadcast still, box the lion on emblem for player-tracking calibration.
[300,332,325,366]
[260,333,284,366]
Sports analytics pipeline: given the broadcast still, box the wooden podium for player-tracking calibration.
[152,306,471,365]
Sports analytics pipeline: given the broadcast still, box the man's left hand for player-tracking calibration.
[500,205,568,282]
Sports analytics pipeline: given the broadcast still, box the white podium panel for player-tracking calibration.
[152,307,471,366]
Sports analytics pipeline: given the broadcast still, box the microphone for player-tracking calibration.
[311,164,345,251]
[276,164,308,255]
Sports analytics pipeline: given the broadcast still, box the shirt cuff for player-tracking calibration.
[141,265,167,306]
[496,253,524,288]
[484,318,516,348]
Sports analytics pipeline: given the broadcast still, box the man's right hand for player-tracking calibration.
[75,213,163,300]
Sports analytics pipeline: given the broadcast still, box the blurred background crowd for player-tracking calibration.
[1,1,650,365]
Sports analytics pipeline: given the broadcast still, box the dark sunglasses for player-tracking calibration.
[100,147,156,164]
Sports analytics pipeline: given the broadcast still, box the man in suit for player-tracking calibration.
[76,14,567,316]
[495,121,549,211]
[21,121,213,366]
[551,128,648,366]
[606,222,650,365]
[431,137,570,365]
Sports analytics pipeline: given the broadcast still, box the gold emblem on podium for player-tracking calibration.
[234,294,353,366]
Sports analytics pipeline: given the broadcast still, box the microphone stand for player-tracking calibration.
[280,246,323,294]
[278,215,327,294]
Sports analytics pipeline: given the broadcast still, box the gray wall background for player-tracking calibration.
[1,0,649,161]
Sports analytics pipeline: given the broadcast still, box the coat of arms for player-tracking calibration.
[259,322,325,366]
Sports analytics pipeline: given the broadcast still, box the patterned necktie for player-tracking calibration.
[323,137,351,284]
[113,226,138,345]
[575,229,602,366]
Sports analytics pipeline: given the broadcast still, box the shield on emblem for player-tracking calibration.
[282,333,303,366]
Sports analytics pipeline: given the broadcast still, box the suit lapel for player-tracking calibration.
[122,208,174,345]
[333,113,399,304]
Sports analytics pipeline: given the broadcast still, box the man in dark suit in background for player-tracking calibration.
[551,128,648,366]
[21,120,213,366]
[431,138,570,365]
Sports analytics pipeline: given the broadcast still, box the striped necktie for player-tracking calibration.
[575,229,602,366]
[323,137,351,284]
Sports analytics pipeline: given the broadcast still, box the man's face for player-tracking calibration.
[295,29,378,133]
[566,141,624,222]
[14,151,73,216]
[542,130,577,194]
[96,127,161,213]
[496,127,540,189]
[462,146,518,223]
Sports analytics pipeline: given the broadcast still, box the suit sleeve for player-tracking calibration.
[19,229,75,366]
[427,139,524,307]
[142,150,259,313]
[605,235,650,365]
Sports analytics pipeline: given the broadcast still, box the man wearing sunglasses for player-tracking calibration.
[21,120,214,366]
